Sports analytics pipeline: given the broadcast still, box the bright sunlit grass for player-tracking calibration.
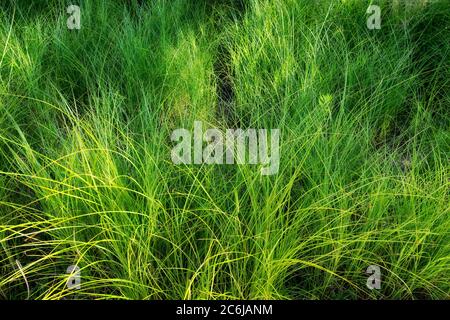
[0,0,448,299]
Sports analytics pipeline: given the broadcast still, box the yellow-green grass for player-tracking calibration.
[0,0,448,299]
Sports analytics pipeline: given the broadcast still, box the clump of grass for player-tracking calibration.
[0,0,449,299]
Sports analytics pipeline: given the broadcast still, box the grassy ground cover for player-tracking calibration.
[0,0,448,299]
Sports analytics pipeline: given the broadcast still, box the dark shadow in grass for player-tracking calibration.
[410,1,450,125]
[211,0,247,128]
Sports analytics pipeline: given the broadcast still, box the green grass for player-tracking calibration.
[0,0,449,299]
